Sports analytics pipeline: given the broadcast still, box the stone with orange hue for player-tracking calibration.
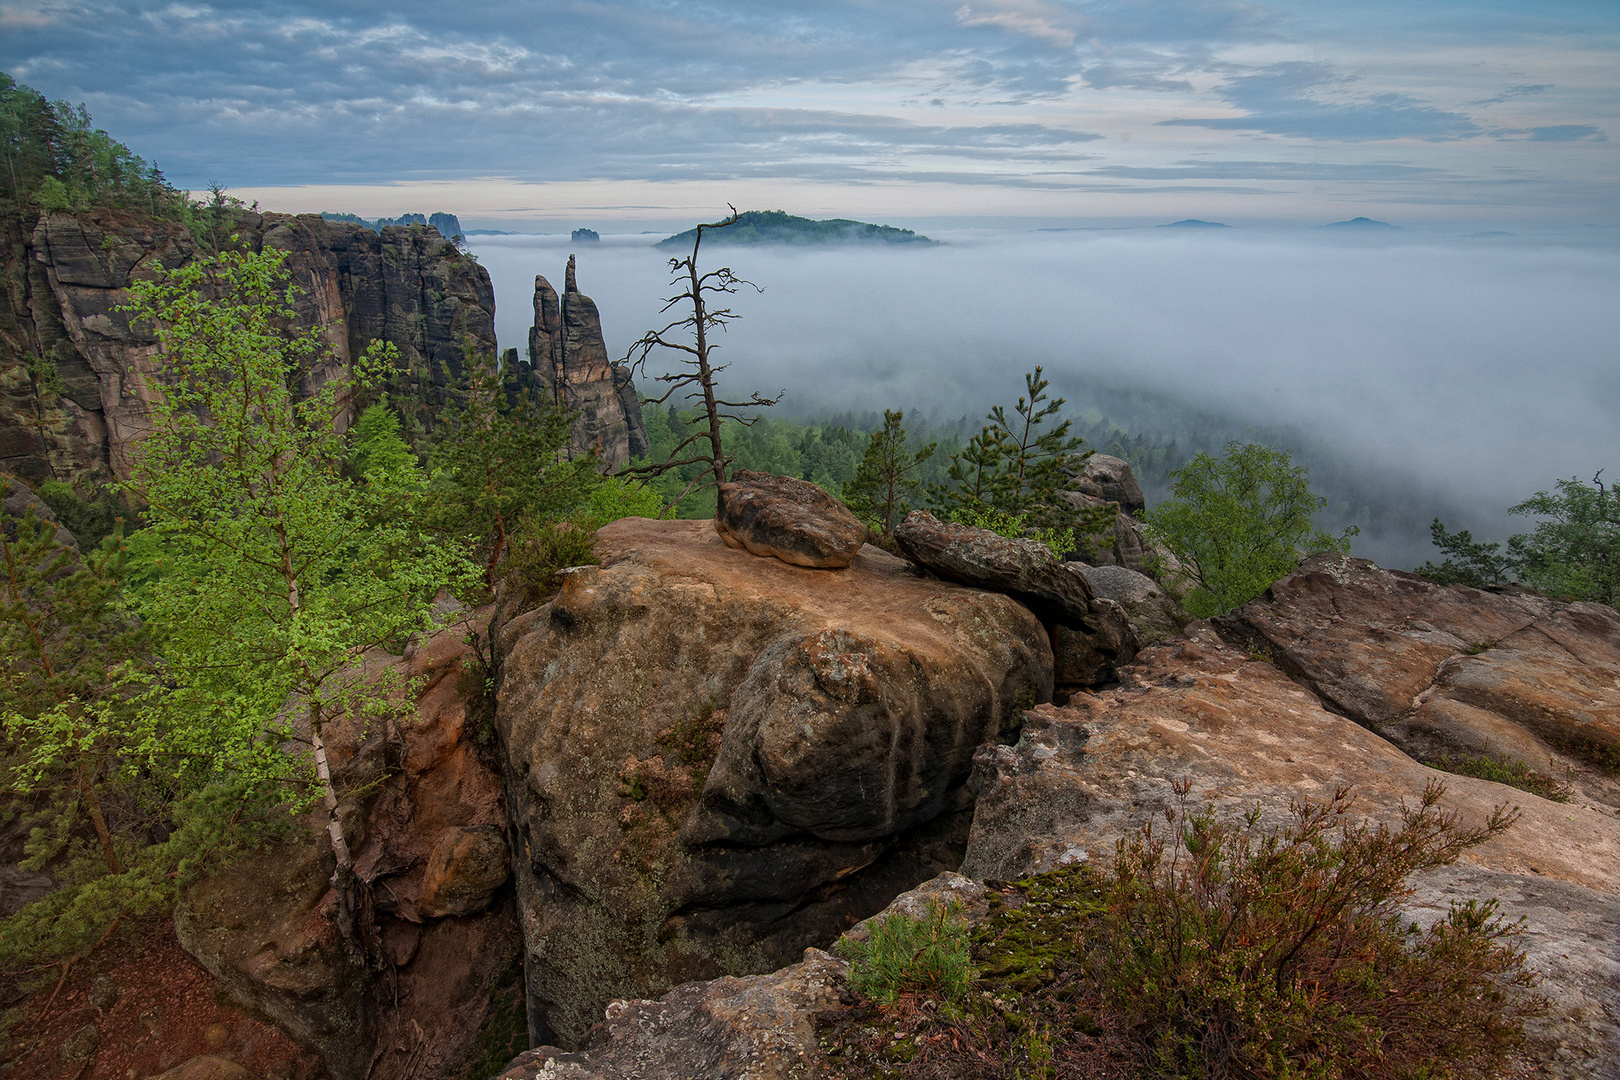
[713,470,867,569]
[417,826,510,918]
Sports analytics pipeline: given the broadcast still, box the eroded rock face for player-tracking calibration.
[491,517,1052,1047]
[1073,453,1145,515]
[713,470,866,569]
[418,825,511,919]
[1,208,499,486]
[175,621,521,1080]
[494,947,848,1080]
[1080,564,1186,648]
[522,256,650,468]
[1216,552,1620,809]
[894,510,1136,689]
[963,622,1620,1074]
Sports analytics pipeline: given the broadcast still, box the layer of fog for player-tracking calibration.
[472,228,1620,570]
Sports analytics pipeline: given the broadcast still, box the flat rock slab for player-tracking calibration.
[714,470,866,568]
[1218,552,1620,809]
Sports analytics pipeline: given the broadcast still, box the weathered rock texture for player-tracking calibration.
[963,565,1620,1075]
[1072,453,1145,515]
[175,620,521,1080]
[491,517,1052,1047]
[1079,564,1186,648]
[523,255,650,468]
[1215,552,1620,808]
[714,470,866,568]
[494,947,847,1080]
[894,510,1136,690]
[0,206,498,486]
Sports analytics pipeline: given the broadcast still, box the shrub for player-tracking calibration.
[838,899,973,1007]
[502,512,600,608]
[1429,752,1572,803]
[1098,780,1539,1079]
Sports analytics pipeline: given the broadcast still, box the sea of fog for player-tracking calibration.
[469,227,1620,570]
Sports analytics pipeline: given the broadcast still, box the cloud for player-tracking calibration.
[1160,62,1483,142]
[955,1,1077,48]
[1528,125,1606,142]
[1084,160,1443,181]
[1470,83,1550,106]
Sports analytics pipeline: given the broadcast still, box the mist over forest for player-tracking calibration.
[475,227,1620,570]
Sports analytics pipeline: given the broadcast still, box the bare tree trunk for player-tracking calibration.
[309,699,357,938]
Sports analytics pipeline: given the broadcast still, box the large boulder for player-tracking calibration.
[893,510,1136,689]
[713,470,866,569]
[1072,453,1145,514]
[491,517,1051,1046]
[1080,564,1187,647]
[418,825,511,919]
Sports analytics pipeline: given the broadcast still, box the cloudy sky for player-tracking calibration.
[2,0,1616,226]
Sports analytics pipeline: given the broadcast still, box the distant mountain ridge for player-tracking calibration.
[656,210,937,248]
[320,210,464,237]
[1322,216,1400,230]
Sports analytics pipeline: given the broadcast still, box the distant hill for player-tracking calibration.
[655,210,937,249]
[1322,216,1400,230]
[1159,219,1231,228]
[320,211,464,237]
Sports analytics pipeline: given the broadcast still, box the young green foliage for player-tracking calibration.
[425,345,602,585]
[1508,471,1619,607]
[119,248,477,934]
[841,409,936,541]
[1144,441,1356,617]
[838,899,973,1007]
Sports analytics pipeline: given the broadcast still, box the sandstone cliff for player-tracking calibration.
[520,255,650,469]
[0,206,497,485]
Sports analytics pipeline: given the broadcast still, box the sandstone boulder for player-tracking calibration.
[894,510,1136,687]
[1080,564,1187,647]
[1072,453,1145,514]
[494,948,847,1080]
[713,470,866,569]
[418,825,511,918]
[491,517,1051,1046]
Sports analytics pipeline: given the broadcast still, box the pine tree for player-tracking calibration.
[843,410,936,541]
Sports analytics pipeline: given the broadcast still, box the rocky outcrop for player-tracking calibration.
[1216,552,1620,809]
[490,517,1051,1047]
[521,255,650,468]
[1072,453,1144,515]
[0,206,497,486]
[175,620,521,1080]
[962,575,1620,1074]
[495,947,847,1080]
[714,470,866,568]
[894,510,1136,690]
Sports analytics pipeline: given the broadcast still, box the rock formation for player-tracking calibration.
[0,206,497,486]
[713,470,867,568]
[521,255,650,468]
[490,517,1051,1046]
[894,510,1137,691]
[173,620,520,1080]
[482,549,1618,1079]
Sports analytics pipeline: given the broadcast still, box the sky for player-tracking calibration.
[2,0,1617,227]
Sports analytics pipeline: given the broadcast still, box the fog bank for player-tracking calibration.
[472,228,1620,569]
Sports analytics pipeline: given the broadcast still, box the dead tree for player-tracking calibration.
[622,207,781,498]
